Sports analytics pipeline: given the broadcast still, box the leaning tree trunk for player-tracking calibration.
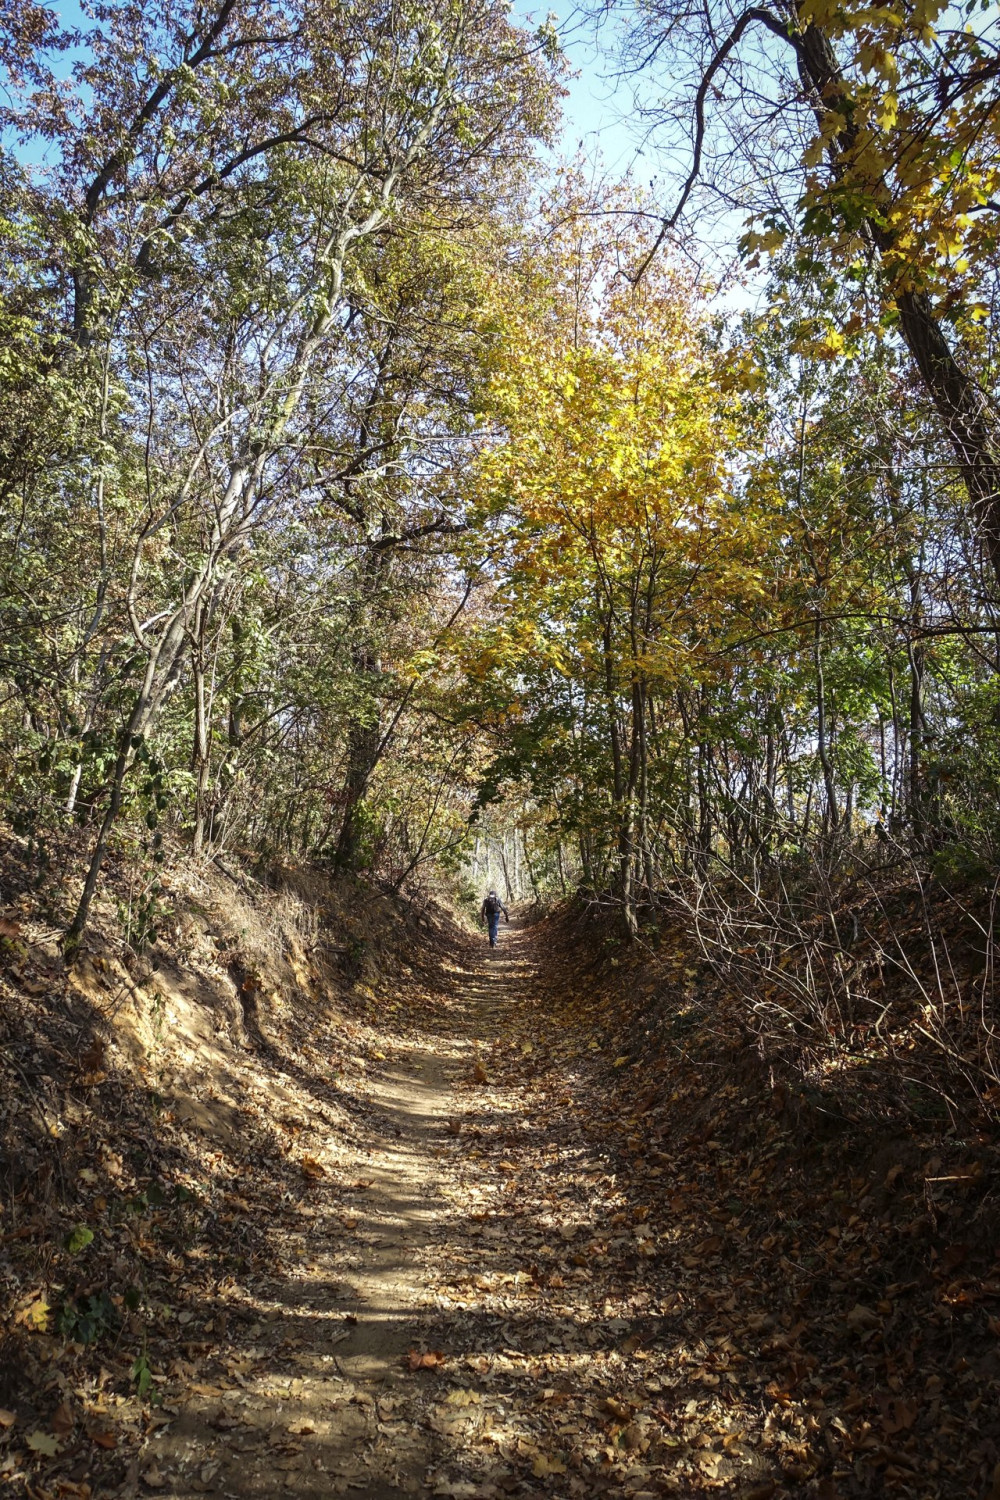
[894,290,1000,583]
[794,17,1000,584]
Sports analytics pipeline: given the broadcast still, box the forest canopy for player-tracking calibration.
[2,0,1000,997]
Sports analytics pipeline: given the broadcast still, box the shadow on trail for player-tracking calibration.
[138,910,785,1498]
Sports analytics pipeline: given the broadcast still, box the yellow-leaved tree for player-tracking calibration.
[461,198,752,931]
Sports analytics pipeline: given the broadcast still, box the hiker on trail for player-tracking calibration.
[480,889,509,949]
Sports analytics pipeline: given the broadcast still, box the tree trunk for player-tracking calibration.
[599,605,638,933]
[814,615,839,833]
[894,291,1000,582]
[191,602,212,857]
[65,699,95,817]
[907,634,926,841]
[578,833,594,889]
[696,739,712,878]
[65,710,143,950]
[335,696,381,872]
[794,16,1000,583]
[498,841,514,903]
[65,603,193,948]
[521,828,540,904]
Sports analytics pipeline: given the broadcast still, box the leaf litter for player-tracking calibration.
[1,859,999,1498]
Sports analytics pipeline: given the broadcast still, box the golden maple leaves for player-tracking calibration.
[777,0,1000,324]
[462,201,752,699]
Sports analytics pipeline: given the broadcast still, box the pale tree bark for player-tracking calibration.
[66,119,447,947]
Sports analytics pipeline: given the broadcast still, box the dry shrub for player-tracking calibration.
[665,844,1000,1123]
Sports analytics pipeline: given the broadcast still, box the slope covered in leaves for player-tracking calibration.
[502,904,1000,1497]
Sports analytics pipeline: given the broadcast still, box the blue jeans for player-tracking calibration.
[487,912,500,946]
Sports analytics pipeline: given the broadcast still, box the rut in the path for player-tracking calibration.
[141,916,771,1500]
[143,924,542,1499]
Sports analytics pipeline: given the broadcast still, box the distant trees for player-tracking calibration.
[457,198,1000,929]
[462,210,736,932]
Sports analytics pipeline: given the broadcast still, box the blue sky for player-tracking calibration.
[511,0,761,308]
[17,0,755,300]
[514,0,644,174]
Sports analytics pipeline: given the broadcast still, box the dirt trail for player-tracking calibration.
[146,924,537,1499]
[131,914,791,1500]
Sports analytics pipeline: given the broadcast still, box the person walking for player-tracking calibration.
[480,889,509,948]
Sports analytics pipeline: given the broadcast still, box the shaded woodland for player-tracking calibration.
[3,0,1000,1493]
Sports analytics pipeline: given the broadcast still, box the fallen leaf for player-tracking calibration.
[14,1295,50,1331]
[939,1242,968,1272]
[79,1039,106,1072]
[621,1421,647,1450]
[877,1394,917,1435]
[141,1466,168,1488]
[90,1430,117,1450]
[27,1430,60,1455]
[51,1402,75,1435]
[532,1453,567,1477]
[0,1410,15,1428]
[407,1349,445,1371]
[444,1388,481,1406]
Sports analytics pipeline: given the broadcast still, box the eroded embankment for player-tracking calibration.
[1,852,476,1498]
